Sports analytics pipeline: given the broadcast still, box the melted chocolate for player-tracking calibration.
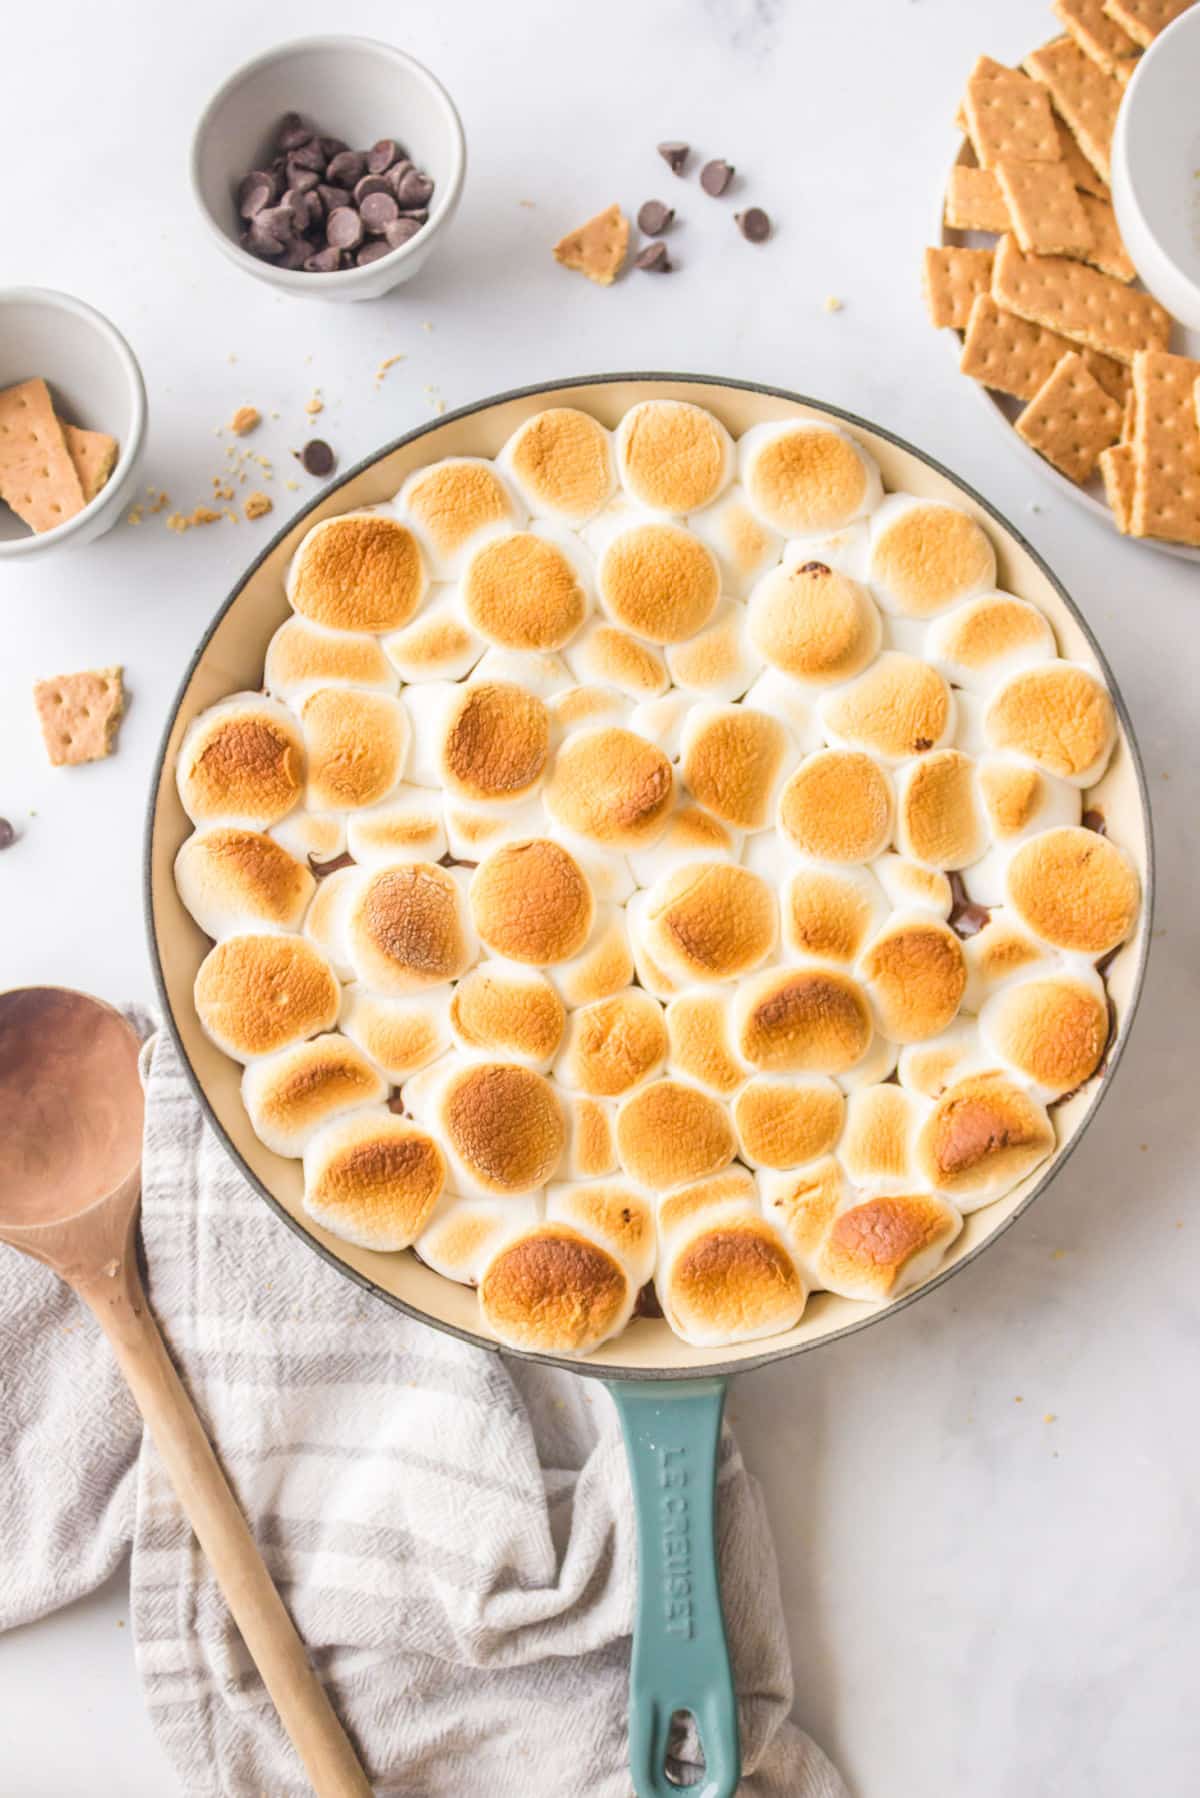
[309,849,355,877]
[1082,808,1107,835]
[634,1282,664,1319]
[947,870,990,939]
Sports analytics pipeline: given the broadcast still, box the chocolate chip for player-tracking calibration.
[1082,808,1107,835]
[700,158,734,196]
[798,561,831,575]
[385,158,414,196]
[246,222,287,260]
[736,206,770,242]
[326,206,364,250]
[301,438,336,476]
[255,204,298,241]
[635,242,672,272]
[397,206,428,224]
[384,216,424,248]
[285,164,321,196]
[356,239,393,265]
[354,173,392,205]
[304,247,343,273]
[318,183,353,213]
[320,136,349,162]
[948,871,990,939]
[360,189,399,234]
[366,137,402,174]
[281,188,316,232]
[0,818,16,851]
[289,140,327,175]
[307,845,353,874]
[237,171,277,218]
[277,240,311,270]
[637,200,674,235]
[326,149,366,188]
[657,140,690,175]
[276,112,312,152]
[393,167,434,208]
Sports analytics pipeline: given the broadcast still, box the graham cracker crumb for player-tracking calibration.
[825,295,844,312]
[305,392,324,416]
[230,405,261,436]
[244,490,273,521]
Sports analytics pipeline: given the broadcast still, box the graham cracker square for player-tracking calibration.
[995,158,1094,256]
[1024,36,1123,182]
[1052,0,1142,78]
[0,378,86,534]
[1102,0,1192,48]
[553,205,630,286]
[992,232,1171,364]
[1016,351,1124,481]
[1053,115,1110,197]
[1077,193,1136,281]
[945,165,1012,233]
[33,666,126,767]
[964,65,1062,167]
[1130,350,1200,545]
[1099,442,1137,529]
[924,246,994,329]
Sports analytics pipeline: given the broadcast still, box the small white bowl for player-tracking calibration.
[1111,5,1200,332]
[190,36,466,302]
[0,289,147,561]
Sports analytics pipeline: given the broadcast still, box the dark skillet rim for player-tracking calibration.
[144,370,1156,1384]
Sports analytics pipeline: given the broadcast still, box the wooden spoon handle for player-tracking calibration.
[77,1254,373,1798]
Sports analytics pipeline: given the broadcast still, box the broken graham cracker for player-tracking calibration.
[923,246,994,329]
[945,165,1012,232]
[1053,115,1109,197]
[553,205,630,286]
[996,158,1093,256]
[960,291,1129,401]
[1130,350,1200,545]
[1024,37,1123,183]
[992,232,1170,364]
[33,666,126,768]
[1102,0,1193,48]
[0,378,86,534]
[1077,192,1137,281]
[964,64,1062,168]
[63,424,118,503]
[1052,0,1142,79]
[1099,443,1137,530]
[1016,351,1123,482]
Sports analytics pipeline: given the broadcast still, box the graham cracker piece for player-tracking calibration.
[553,205,630,286]
[1099,443,1137,529]
[63,424,118,503]
[1130,350,1200,545]
[992,232,1171,364]
[1017,351,1124,481]
[0,378,86,534]
[1102,0,1192,47]
[960,291,1127,401]
[996,158,1094,256]
[1052,0,1142,78]
[32,666,126,767]
[945,165,1012,232]
[1024,37,1123,182]
[1195,374,1200,435]
[1053,116,1110,197]
[1121,388,1137,438]
[964,65,1062,167]
[924,246,994,329]
[1077,192,1136,281]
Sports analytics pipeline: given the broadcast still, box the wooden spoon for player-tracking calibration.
[0,987,372,1798]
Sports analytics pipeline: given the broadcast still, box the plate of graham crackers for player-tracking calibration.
[925,0,1200,560]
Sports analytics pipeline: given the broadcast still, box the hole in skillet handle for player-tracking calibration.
[611,1379,741,1798]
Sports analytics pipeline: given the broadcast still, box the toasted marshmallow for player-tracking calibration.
[450,963,565,1068]
[980,969,1109,1104]
[340,986,452,1082]
[470,647,573,700]
[835,1028,900,1092]
[615,1078,736,1190]
[867,495,996,619]
[897,1017,988,1099]
[781,522,871,581]
[287,512,427,633]
[346,862,476,992]
[658,1213,805,1347]
[984,663,1117,787]
[438,681,551,806]
[554,989,668,1096]
[382,592,484,683]
[639,862,777,984]
[679,704,793,833]
[778,751,894,863]
[1005,827,1140,957]
[816,1192,962,1299]
[733,966,873,1075]
[270,810,347,866]
[665,991,747,1096]
[194,932,340,1063]
[175,827,314,939]
[977,757,1082,849]
[627,805,740,888]
[687,484,783,598]
[656,1167,758,1246]
[733,1076,845,1171]
[300,688,409,812]
[544,727,674,850]
[243,1033,387,1157]
[819,653,955,764]
[561,1096,619,1180]
[498,406,616,524]
[460,525,591,651]
[546,1180,656,1289]
[666,601,762,702]
[346,787,446,867]
[624,890,683,999]
[627,690,693,759]
[859,914,967,1043]
[894,750,986,870]
[444,795,548,864]
[740,668,822,751]
[414,1192,539,1286]
[265,617,398,704]
[564,619,670,699]
[596,522,721,644]
[954,689,989,757]
[961,912,1055,1011]
[396,457,524,578]
[747,561,881,686]
[781,864,889,965]
[549,684,633,739]
[739,419,882,535]
[303,865,358,978]
[546,905,634,1007]
[758,1157,847,1283]
[177,695,305,830]
[302,1109,445,1249]
[838,1085,929,1193]
[915,1071,1054,1209]
[925,591,1055,692]
[480,1223,633,1355]
[615,399,734,515]
[872,853,953,918]
[470,838,594,964]
[428,1060,565,1196]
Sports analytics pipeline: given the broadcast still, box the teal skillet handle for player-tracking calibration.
[611,1378,741,1798]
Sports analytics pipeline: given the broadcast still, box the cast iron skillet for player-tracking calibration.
[146,374,1153,1798]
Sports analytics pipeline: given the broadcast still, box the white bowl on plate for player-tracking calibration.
[0,288,147,561]
[1112,4,1200,332]
[190,36,466,302]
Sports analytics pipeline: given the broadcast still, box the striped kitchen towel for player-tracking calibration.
[0,1023,846,1797]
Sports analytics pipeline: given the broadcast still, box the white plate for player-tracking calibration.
[939,139,1200,565]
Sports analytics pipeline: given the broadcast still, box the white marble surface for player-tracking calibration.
[1,0,1197,1792]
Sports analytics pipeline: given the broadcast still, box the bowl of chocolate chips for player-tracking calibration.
[191,35,465,299]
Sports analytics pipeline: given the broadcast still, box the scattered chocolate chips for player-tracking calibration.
[635,242,673,272]
[300,439,336,477]
[657,140,690,176]
[0,818,16,851]
[637,200,674,235]
[948,871,990,939]
[736,206,771,242]
[700,158,734,196]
